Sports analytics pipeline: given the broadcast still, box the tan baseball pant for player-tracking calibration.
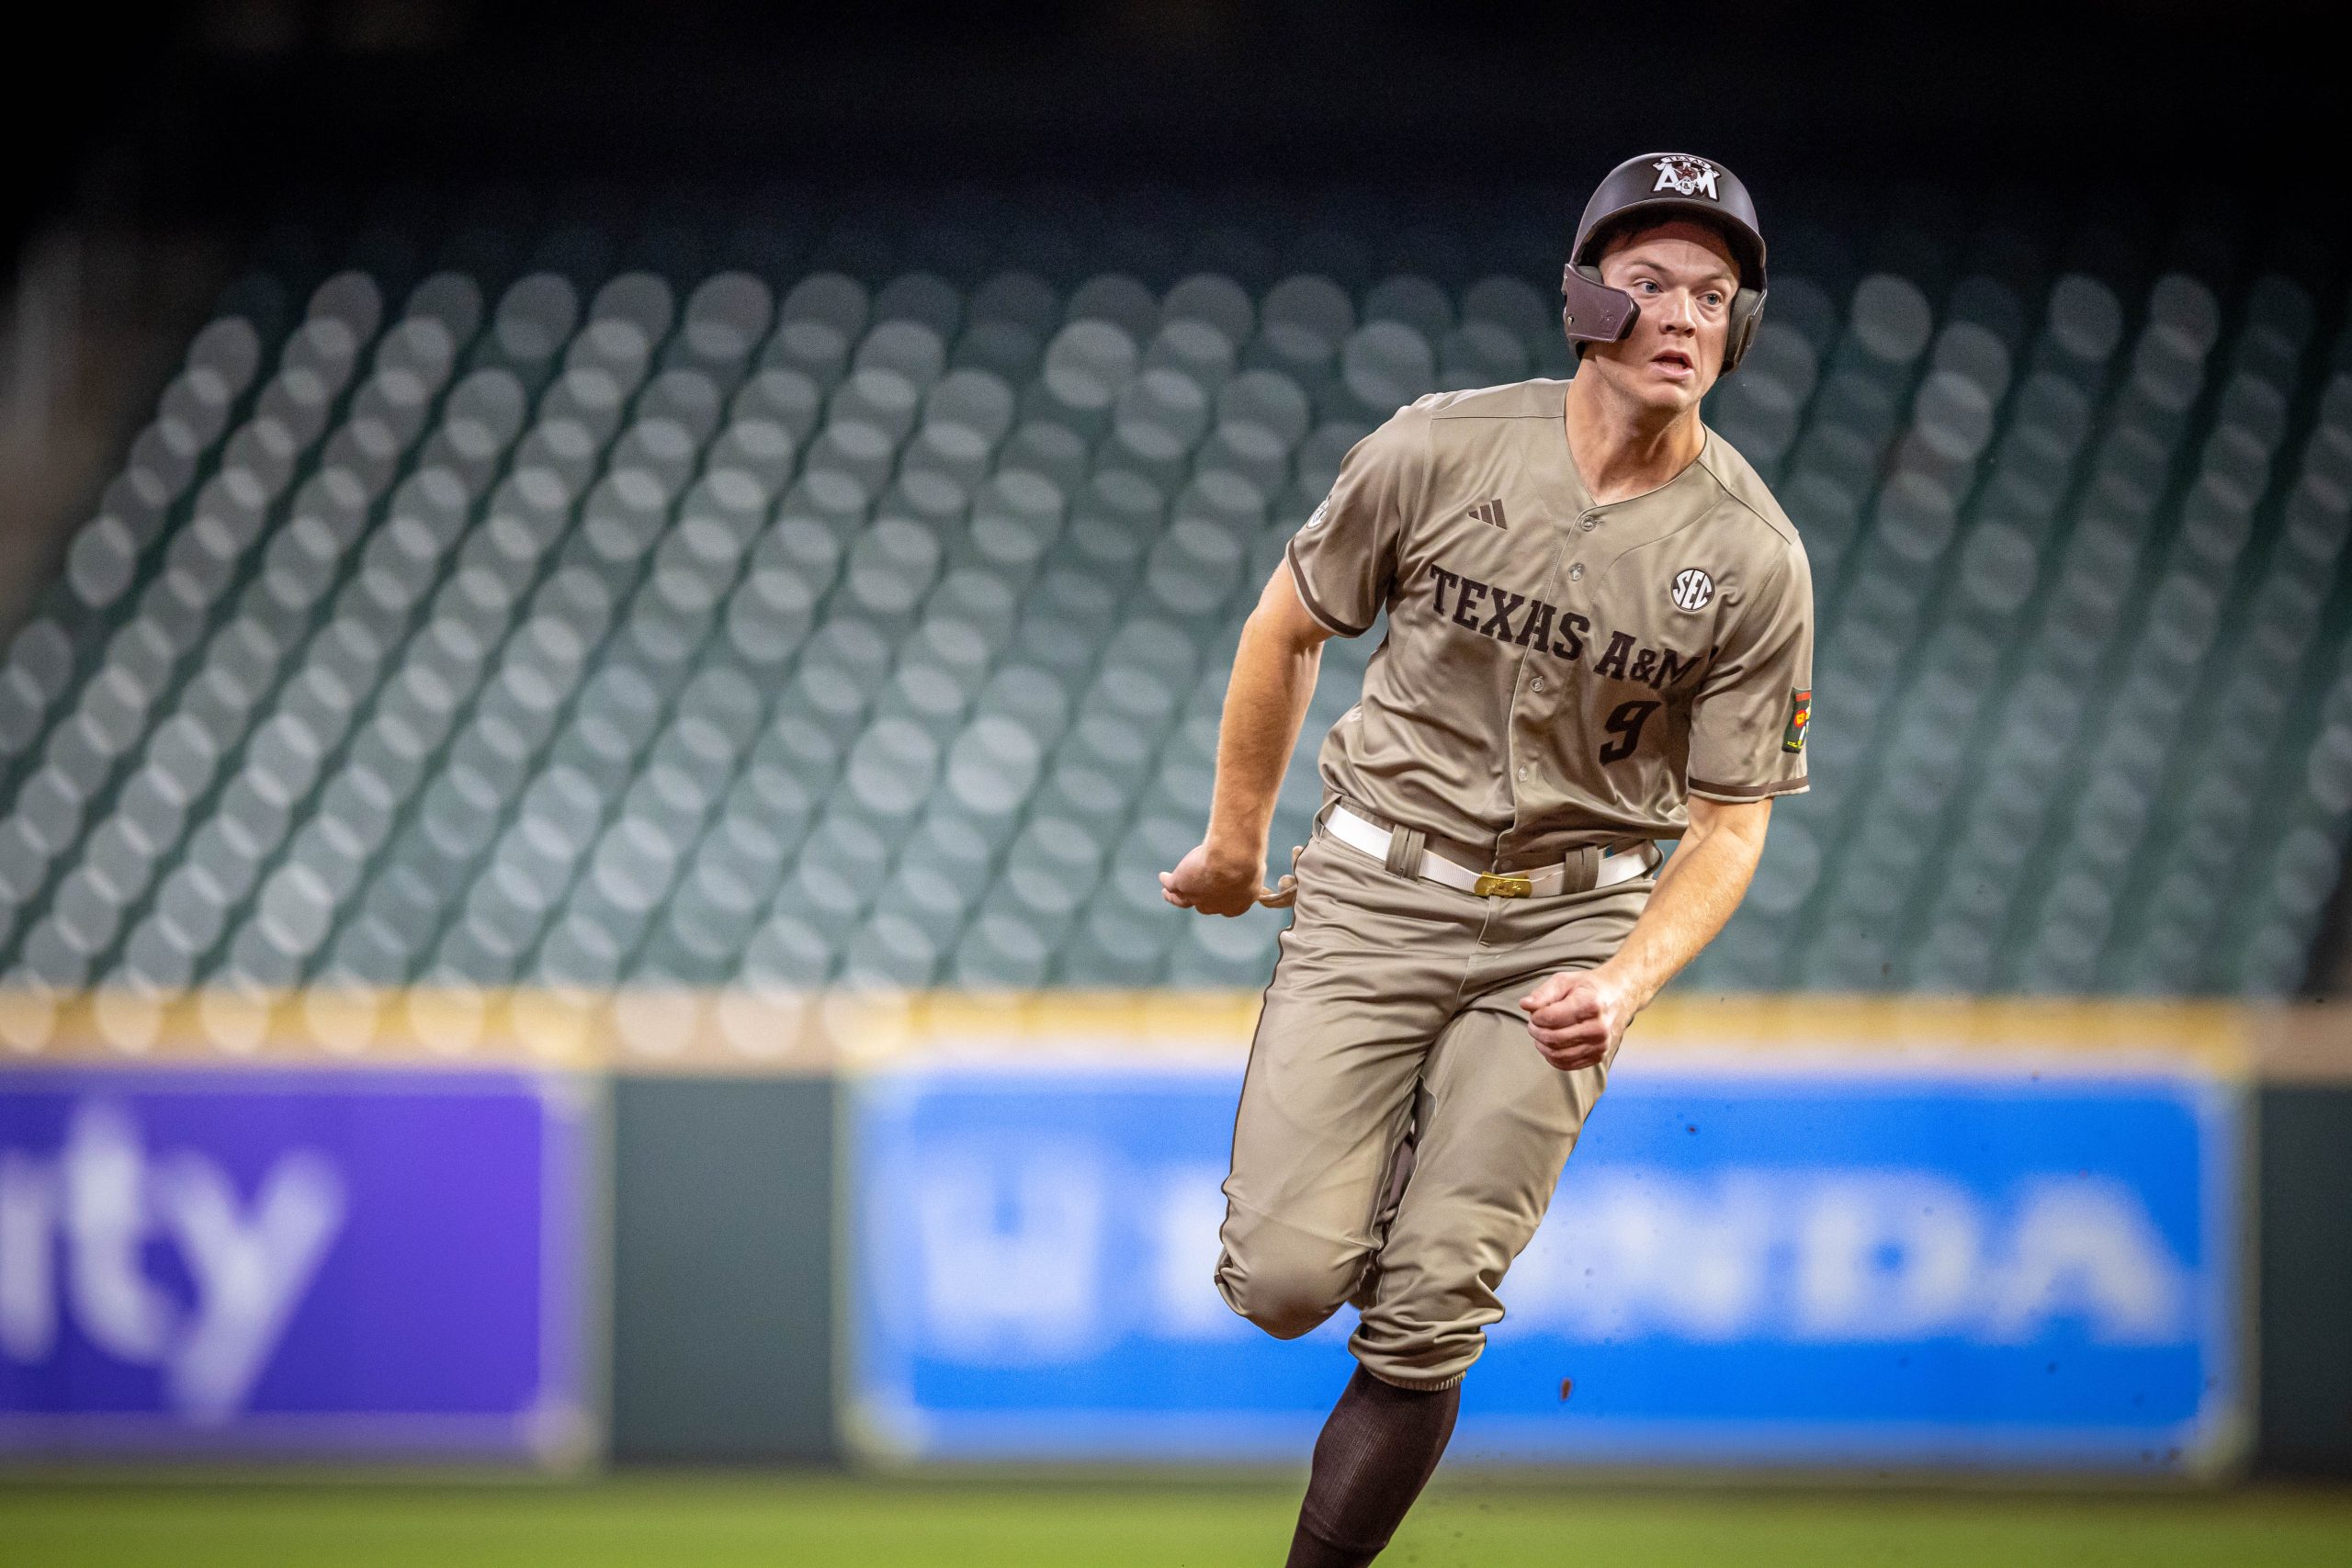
[1214,798,1653,1389]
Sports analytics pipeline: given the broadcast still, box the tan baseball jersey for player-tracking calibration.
[1284,378,1813,872]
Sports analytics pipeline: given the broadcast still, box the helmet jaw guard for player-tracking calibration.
[1560,262,1641,345]
[1561,152,1770,374]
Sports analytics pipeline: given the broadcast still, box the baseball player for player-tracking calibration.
[1161,152,1811,1566]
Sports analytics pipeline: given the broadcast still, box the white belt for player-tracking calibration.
[1324,804,1658,899]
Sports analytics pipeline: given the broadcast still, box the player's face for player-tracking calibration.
[1586,221,1741,414]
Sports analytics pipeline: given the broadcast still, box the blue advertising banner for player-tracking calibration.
[850,1065,2239,1470]
[0,1069,593,1461]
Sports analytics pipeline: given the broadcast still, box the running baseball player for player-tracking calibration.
[1161,152,1811,1566]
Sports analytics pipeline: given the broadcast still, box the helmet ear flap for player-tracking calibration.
[1723,285,1767,373]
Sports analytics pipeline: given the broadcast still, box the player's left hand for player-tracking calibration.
[1517,966,1638,1072]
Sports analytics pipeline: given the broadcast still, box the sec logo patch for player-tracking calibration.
[1670,568,1714,611]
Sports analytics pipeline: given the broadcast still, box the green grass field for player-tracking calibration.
[5,1475,2351,1567]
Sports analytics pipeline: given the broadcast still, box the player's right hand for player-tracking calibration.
[1159,841,1279,918]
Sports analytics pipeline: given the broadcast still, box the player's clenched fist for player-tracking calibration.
[1160,840,1281,918]
[1517,966,1636,1072]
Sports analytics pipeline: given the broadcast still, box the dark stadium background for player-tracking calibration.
[10,2,2346,196]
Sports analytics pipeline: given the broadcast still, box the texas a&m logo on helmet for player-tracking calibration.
[1651,155,1722,200]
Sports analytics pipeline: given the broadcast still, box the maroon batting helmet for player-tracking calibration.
[1560,152,1769,372]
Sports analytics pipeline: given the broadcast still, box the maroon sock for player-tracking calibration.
[1283,1366,1462,1568]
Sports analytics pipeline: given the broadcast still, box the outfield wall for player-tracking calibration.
[0,991,2345,1475]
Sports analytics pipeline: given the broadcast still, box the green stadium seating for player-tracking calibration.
[2,196,2347,1002]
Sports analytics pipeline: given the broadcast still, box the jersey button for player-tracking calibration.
[1531,675,1547,693]
[1568,564,1585,581]
[1516,763,1530,780]
[1579,515,1598,532]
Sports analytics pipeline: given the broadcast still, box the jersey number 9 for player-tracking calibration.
[1599,700,1660,764]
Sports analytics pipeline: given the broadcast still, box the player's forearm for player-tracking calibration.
[1600,804,1770,1010]
[1204,609,1323,863]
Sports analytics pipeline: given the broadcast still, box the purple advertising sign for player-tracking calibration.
[0,1069,593,1462]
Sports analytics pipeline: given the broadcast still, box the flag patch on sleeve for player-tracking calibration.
[1783,688,1811,753]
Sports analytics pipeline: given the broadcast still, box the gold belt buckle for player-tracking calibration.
[1474,873,1534,898]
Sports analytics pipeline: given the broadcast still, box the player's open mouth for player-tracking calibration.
[1652,350,1694,378]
